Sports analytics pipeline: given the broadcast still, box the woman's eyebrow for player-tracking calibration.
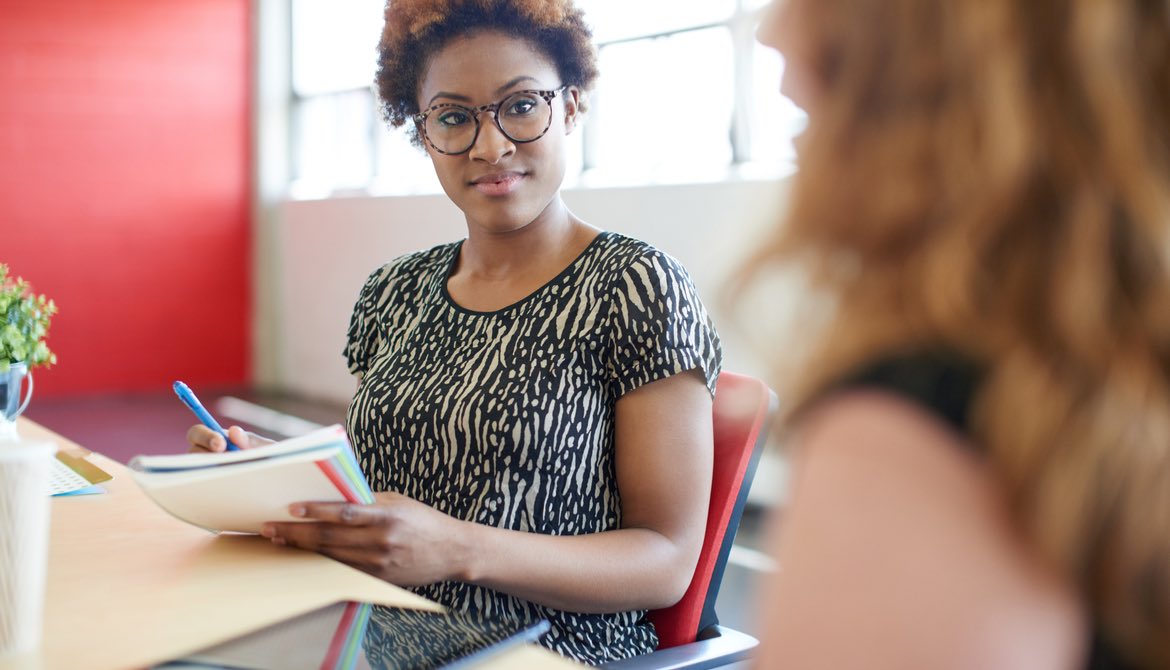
[495,75,541,94]
[425,76,545,107]
[426,91,473,106]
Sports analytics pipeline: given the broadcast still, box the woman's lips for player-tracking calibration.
[471,172,524,196]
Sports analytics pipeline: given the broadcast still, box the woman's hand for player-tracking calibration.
[255,371,711,613]
[259,492,474,587]
[185,424,273,453]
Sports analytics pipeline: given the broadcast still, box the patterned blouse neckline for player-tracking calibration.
[439,231,612,316]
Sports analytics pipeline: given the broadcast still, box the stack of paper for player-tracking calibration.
[129,425,374,534]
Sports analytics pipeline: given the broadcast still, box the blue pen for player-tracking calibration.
[173,381,240,452]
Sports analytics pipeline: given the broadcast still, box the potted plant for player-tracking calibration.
[0,264,57,437]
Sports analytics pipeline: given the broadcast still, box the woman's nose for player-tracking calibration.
[468,114,515,164]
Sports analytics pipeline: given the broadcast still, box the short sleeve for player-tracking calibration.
[606,250,722,398]
[344,269,387,376]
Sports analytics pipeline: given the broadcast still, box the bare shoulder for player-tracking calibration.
[793,389,993,511]
[757,390,1086,670]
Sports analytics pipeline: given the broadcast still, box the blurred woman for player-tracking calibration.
[750,0,1170,667]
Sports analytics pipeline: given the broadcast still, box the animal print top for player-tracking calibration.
[343,231,722,664]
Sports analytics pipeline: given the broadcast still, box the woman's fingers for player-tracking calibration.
[261,495,462,586]
[185,424,225,452]
[187,424,272,453]
[226,425,272,449]
[263,503,391,551]
[314,544,384,573]
[263,519,384,551]
[291,501,383,525]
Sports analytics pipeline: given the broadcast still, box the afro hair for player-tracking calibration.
[376,0,599,146]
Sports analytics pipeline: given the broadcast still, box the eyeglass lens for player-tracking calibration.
[424,91,553,154]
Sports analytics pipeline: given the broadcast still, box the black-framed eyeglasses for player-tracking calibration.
[413,87,568,156]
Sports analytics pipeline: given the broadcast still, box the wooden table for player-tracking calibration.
[0,420,579,670]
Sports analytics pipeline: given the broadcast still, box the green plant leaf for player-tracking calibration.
[0,266,57,368]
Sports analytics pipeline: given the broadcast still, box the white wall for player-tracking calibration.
[270,178,790,405]
[268,179,793,506]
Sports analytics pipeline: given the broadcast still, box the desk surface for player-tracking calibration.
[2,420,579,670]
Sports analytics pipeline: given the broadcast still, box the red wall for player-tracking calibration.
[0,0,251,397]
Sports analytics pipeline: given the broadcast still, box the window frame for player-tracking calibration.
[286,2,796,197]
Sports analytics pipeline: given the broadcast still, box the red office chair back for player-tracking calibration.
[649,371,778,649]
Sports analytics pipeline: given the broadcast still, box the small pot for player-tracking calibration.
[1,362,33,423]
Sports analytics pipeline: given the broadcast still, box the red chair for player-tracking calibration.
[605,371,779,669]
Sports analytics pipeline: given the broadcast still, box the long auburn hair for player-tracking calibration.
[748,0,1170,665]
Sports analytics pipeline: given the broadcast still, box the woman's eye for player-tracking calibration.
[437,110,470,127]
[505,98,538,116]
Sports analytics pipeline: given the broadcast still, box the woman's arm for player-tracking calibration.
[263,369,713,613]
[756,390,1085,670]
[467,368,713,611]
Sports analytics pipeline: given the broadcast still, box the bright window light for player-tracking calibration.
[287,1,803,197]
[588,28,735,184]
[291,0,383,96]
[575,0,735,42]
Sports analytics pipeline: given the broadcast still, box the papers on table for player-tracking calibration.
[48,452,112,496]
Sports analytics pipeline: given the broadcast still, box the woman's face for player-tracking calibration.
[758,0,819,117]
[417,30,579,235]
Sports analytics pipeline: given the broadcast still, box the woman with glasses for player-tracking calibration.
[188,0,720,664]
[750,0,1170,667]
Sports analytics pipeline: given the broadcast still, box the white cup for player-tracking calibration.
[0,440,55,657]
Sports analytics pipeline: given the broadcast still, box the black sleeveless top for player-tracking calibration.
[838,353,1136,670]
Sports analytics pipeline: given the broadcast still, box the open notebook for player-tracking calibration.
[129,424,374,534]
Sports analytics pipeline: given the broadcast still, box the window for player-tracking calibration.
[288,0,804,197]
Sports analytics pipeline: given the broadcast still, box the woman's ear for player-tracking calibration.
[563,86,583,134]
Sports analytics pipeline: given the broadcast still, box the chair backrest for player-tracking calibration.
[649,371,778,649]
